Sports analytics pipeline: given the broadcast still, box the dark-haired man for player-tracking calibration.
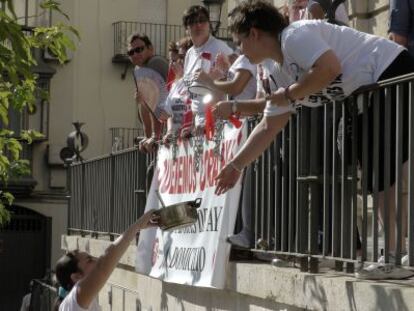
[128,33,168,152]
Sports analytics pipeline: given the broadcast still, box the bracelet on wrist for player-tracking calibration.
[228,161,243,173]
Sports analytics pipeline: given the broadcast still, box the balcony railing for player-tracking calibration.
[112,21,232,63]
[68,147,152,239]
[29,279,57,311]
[110,127,144,152]
[68,73,414,273]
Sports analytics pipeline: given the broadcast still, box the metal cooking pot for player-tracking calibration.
[154,198,202,231]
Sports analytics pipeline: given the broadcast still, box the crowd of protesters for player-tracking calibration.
[51,0,414,310]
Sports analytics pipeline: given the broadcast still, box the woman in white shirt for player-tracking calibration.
[54,210,157,311]
[214,1,414,279]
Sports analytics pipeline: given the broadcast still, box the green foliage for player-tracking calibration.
[0,0,78,225]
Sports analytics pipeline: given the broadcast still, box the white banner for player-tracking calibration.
[136,121,247,288]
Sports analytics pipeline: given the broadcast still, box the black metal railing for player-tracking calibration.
[30,279,57,311]
[112,21,231,62]
[248,73,414,271]
[68,73,414,273]
[107,282,142,310]
[68,147,152,238]
[110,127,144,152]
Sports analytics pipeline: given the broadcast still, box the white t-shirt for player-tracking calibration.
[184,36,233,126]
[228,55,257,100]
[332,3,349,25]
[164,79,193,134]
[59,283,101,311]
[184,36,233,79]
[280,20,404,106]
[258,59,297,116]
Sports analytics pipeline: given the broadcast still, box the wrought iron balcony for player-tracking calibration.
[112,21,231,63]
[110,127,144,152]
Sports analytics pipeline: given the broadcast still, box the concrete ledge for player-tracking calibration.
[62,235,414,311]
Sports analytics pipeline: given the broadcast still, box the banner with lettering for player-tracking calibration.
[136,121,246,288]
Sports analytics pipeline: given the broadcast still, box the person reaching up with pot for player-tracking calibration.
[54,210,157,311]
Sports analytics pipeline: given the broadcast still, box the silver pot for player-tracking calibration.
[154,198,202,231]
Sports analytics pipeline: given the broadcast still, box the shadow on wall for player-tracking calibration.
[345,279,411,311]
[160,280,303,311]
[303,274,328,310]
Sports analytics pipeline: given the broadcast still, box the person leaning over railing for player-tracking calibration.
[53,210,157,311]
[214,0,414,280]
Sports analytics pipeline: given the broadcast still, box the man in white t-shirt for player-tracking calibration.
[181,5,233,132]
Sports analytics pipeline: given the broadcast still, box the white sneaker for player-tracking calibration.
[378,254,409,266]
[227,231,252,249]
[355,263,414,280]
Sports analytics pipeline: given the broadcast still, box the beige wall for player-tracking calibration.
[265,0,390,37]
[167,0,228,28]
[12,0,393,191]
[48,0,167,161]
[63,235,414,311]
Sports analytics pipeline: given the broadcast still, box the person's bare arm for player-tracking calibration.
[215,110,291,195]
[389,32,409,47]
[212,97,266,119]
[308,2,325,19]
[194,69,253,97]
[215,50,341,195]
[151,113,163,139]
[138,104,153,138]
[76,210,156,308]
[212,69,253,96]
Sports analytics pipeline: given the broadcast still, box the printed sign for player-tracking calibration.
[136,122,246,288]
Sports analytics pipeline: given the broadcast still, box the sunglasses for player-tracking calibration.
[127,46,146,56]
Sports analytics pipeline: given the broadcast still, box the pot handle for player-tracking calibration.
[192,198,202,208]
